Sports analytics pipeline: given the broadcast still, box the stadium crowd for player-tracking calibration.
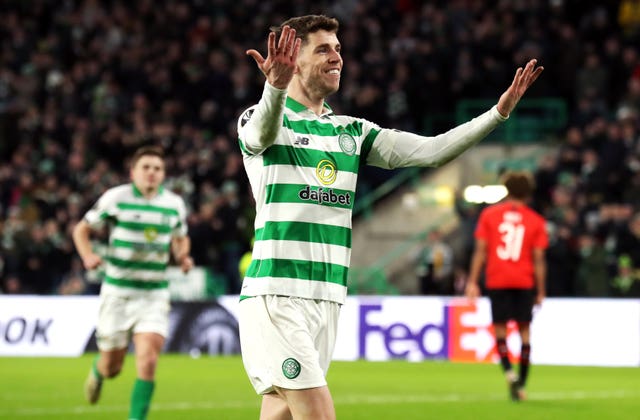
[1,0,639,297]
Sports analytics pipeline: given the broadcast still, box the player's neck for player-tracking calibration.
[139,186,159,200]
[288,81,326,115]
[506,197,526,206]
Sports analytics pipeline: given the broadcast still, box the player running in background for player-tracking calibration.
[72,145,193,420]
[238,14,543,419]
[465,171,548,401]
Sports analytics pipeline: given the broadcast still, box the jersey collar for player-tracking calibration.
[285,96,334,117]
[132,183,164,198]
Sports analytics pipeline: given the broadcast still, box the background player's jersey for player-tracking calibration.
[83,184,188,296]
[475,201,548,289]
[238,97,381,304]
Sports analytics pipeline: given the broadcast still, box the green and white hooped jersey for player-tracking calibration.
[238,96,381,304]
[83,184,188,296]
[238,83,506,304]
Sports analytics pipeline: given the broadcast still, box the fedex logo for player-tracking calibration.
[357,298,522,362]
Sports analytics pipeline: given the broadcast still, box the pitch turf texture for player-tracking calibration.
[0,355,638,419]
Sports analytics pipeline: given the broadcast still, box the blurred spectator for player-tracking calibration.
[414,229,454,295]
[612,212,640,296]
[575,233,612,297]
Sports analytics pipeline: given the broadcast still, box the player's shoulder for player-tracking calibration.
[160,187,187,206]
[238,104,259,128]
[100,184,133,201]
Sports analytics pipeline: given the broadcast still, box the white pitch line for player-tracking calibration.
[3,390,639,417]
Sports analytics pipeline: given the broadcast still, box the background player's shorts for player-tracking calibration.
[96,290,171,351]
[487,288,535,323]
[238,295,341,395]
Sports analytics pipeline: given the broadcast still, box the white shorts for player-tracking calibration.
[239,295,341,394]
[96,289,171,351]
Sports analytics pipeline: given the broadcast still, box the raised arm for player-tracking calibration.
[366,60,544,169]
[240,26,301,154]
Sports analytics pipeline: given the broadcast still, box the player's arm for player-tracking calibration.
[532,247,546,305]
[366,59,543,169]
[171,235,193,273]
[241,26,301,154]
[72,219,103,270]
[465,239,487,299]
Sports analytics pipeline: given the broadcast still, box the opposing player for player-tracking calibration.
[72,145,193,420]
[238,15,543,419]
[465,171,548,401]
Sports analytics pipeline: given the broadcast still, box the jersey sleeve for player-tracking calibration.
[365,106,507,169]
[533,217,549,249]
[83,189,118,228]
[474,210,490,241]
[173,197,189,238]
[237,82,288,156]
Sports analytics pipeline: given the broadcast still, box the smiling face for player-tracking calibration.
[295,29,342,99]
[130,154,165,196]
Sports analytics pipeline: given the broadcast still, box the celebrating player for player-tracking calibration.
[238,15,543,419]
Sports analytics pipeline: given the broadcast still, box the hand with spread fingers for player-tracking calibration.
[246,25,301,90]
[496,59,544,118]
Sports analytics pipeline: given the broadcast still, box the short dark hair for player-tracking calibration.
[130,145,164,167]
[271,15,339,46]
[501,171,535,200]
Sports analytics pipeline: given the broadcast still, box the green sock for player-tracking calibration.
[129,378,155,420]
[92,356,103,381]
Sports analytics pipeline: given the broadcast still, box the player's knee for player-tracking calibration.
[138,353,159,375]
[103,361,124,378]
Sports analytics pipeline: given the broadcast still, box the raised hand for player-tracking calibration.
[496,59,544,117]
[246,25,301,90]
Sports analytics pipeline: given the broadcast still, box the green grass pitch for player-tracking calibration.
[0,354,638,419]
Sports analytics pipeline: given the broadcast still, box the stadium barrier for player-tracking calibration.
[0,296,638,367]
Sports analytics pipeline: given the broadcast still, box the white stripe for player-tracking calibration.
[252,239,351,267]
[116,210,176,225]
[105,265,167,280]
[111,227,172,243]
[4,389,637,417]
[254,202,351,230]
[110,246,169,263]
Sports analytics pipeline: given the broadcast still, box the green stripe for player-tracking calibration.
[107,257,167,271]
[265,184,354,209]
[283,116,363,138]
[246,258,348,286]
[116,203,179,216]
[105,276,169,289]
[115,221,172,233]
[263,145,360,173]
[111,239,170,252]
[255,221,351,247]
[360,128,380,164]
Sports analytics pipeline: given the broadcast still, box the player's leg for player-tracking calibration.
[85,348,127,404]
[239,296,340,420]
[514,288,535,400]
[129,332,165,420]
[260,392,292,420]
[277,385,335,420]
[516,323,531,400]
[128,293,170,420]
[85,294,129,404]
[489,289,519,400]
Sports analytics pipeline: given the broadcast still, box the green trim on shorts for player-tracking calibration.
[104,276,169,289]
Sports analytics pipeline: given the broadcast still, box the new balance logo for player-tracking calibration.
[294,136,310,146]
